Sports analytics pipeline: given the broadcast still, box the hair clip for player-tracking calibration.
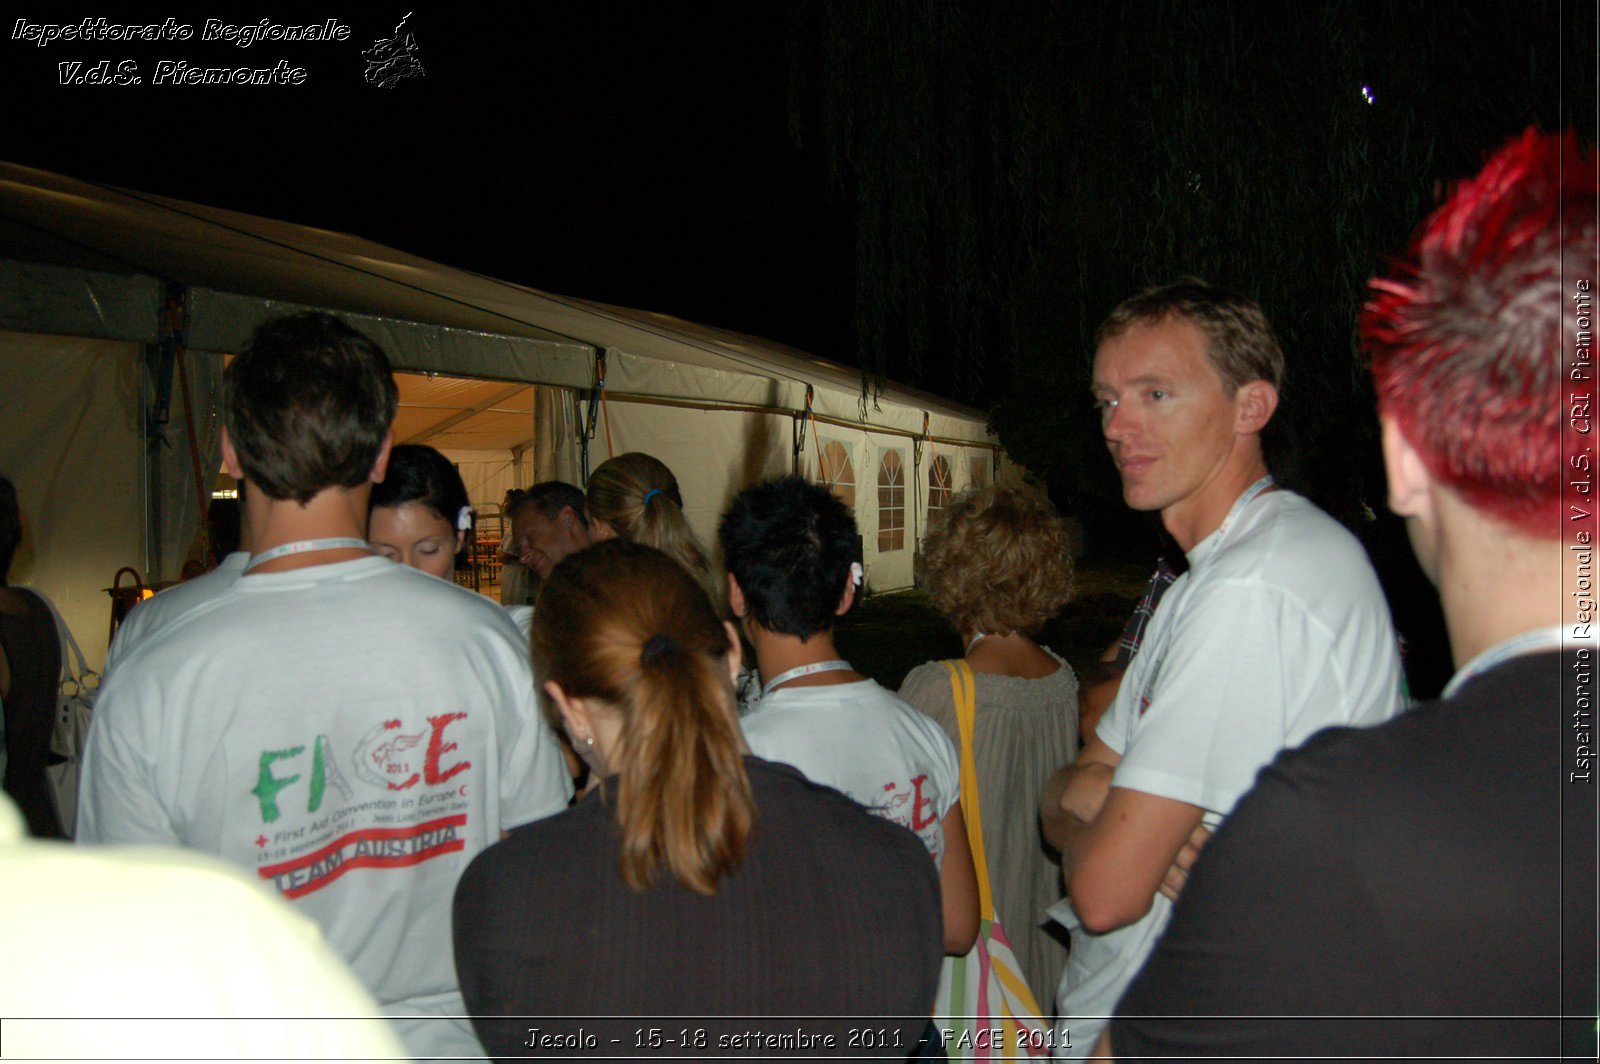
[850,561,864,588]
[457,505,474,532]
[641,633,679,663]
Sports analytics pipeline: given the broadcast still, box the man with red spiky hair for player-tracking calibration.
[1102,129,1598,1059]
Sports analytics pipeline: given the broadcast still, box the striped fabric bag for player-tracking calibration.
[933,660,1051,1061]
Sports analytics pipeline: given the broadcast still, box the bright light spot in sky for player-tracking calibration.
[1361,84,1375,105]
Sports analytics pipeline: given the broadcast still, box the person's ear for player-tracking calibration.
[727,574,748,619]
[454,529,468,554]
[1381,415,1432,520]
[1233,381,1278,436]
[369,429,395,484]
[560,506,590,544]
[544,680,591,743]
[221,428,244,480]
[835,565,858,617]
[723,620,744,684]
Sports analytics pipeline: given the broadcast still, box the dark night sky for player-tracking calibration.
[2,7,857,365]
[4,4,1590,413]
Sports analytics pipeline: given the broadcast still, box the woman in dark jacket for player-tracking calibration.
[0,475,65,837]
[453,540,944,1060]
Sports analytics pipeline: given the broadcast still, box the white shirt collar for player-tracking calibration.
[1441,625,1577,698]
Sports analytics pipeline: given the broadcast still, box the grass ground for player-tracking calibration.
[837,562,1155,690]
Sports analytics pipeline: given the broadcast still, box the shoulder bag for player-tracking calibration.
[933,659,1051,1060]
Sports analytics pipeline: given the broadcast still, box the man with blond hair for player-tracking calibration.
[1041,280,1405,1056]
[1106,129,1598,1059]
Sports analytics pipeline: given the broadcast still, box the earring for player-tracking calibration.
[584,736,595,747]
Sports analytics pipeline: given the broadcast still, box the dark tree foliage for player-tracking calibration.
[789,0,1591,547]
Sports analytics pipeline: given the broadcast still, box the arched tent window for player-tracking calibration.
[815,439,856,510]
[927,454,952,521]
[878,449,905,552]
[968,453,991,490]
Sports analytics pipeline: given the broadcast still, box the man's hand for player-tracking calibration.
[1040,734,1122,855]
[1157,822,1213,903]
[1060,760,1115,822]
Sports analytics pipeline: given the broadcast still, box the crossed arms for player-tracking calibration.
[1039,732,1210,933]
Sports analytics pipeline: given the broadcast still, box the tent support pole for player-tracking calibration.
[913,412,928,551]
[579,349,607,485]
[792,385,813,474]
[167,285,211,570]
[142,286,181,580]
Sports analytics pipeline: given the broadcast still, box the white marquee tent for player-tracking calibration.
[0,161,1012,667]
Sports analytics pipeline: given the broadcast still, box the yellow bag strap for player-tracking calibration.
[942,659,996,921]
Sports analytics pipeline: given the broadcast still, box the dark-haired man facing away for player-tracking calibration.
[1106,129,1598,1060]
[720,475,979,959]
[79,312,571,1059]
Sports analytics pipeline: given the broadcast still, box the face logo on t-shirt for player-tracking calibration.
[872,775,940,854]
[352,715,472,792]
[247,713,477,900]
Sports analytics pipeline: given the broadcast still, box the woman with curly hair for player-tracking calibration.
[898,485,1078,1008]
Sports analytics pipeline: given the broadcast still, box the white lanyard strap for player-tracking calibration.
[1214,475,1276,544]
[762,659,852,698]
[1132,475,1275,718]
[245,537,371,573]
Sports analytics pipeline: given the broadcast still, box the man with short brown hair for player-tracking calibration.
[1106,128,1598,1060]
[1042,281,1405,1057]
[508,480,593,578]
[79,312,571,1059]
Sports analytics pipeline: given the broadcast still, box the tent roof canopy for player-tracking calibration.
[0,160,995,445]
[394,372,538,454]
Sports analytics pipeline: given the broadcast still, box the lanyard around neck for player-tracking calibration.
[762,659,852,698]
[244,537,371,573]
[1132,476,1276,718]
[1209,475,1276,550]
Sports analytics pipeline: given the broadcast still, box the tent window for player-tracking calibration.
[968,454,991,490]
[878,449,905,552]
[928,455,952,521]
[815,440,856,510]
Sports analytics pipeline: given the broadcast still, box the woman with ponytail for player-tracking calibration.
[585,452,715,597]
[453,540,945,1058]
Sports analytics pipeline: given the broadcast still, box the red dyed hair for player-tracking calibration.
[1362,128,1597,538]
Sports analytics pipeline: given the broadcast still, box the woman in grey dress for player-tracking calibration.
[899,486,1078,1009]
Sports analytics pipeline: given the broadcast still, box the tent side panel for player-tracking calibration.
[859,433,914,591]
[0,260,163,344]
[151,350,223,585]
[0,330,145,669]
[438,449,536,513]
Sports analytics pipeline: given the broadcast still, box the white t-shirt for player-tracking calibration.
[505,603,534,640]
[105,552,249,675]
[741,677,961,859]
[0,793,406,1060]
[1053,490,1406,1057]
[78,556,573,1060]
